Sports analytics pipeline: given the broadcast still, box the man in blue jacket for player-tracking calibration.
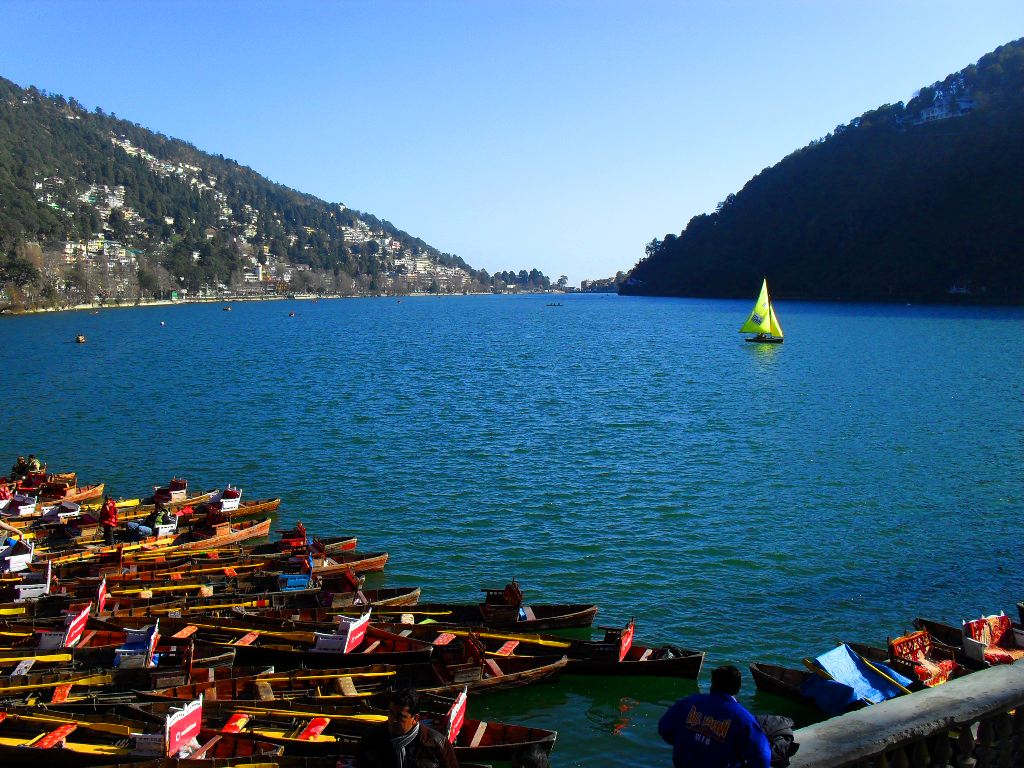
[659,665,771,768]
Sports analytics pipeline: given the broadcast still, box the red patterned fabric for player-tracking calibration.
[890,630,959,686]
[890,631,932,660]
[965,614,1024,666]
[983,648,1022,664]
[912,658,957,686]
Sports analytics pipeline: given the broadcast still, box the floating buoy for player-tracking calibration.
[223,306,232,311]
[288,311,295,317]
[160,321,165,326]
[75,334,86,344]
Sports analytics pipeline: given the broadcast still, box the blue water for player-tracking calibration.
[1,294,1022,766]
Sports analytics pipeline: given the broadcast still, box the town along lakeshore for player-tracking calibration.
[1,293,1021,766]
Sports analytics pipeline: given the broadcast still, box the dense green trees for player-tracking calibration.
[0,74,555,303]
[625,39,1024,304]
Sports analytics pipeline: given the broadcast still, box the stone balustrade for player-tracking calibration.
[789,662,1024,767]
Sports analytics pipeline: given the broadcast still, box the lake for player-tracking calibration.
[1,293,1021,766]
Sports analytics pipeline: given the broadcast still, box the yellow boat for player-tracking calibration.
[739,277,784,344]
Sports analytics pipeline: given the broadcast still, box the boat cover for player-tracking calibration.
[810,644,912,705]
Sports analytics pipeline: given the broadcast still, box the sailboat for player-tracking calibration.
[739,278,784,344]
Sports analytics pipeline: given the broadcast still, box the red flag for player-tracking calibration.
[618,620,635,662]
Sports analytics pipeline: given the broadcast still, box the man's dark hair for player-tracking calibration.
[390,687,420,714]
[512,743,550,768]
[710,664,742,696]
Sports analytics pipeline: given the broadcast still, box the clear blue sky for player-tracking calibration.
[1,1,1021,285]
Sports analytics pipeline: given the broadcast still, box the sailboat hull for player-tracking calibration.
[745,336,783,344]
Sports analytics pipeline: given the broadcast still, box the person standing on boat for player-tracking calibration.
[659,665,771,768]
[356,687,458,768]
[99,495,118,544]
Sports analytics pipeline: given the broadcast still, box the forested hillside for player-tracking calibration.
[0,77,549,307]
[624,39,1024,304]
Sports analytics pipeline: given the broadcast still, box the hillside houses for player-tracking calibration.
[912,94,976,125]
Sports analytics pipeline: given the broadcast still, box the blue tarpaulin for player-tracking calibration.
[811,644,912,705]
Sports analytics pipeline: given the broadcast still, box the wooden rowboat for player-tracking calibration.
[349,580,596,630]
[97,616,434,670]
[392,621,705,678]
[342,600,598,630]
[147,653,568,701]
[749,661,826,710]
[0,710,283,766]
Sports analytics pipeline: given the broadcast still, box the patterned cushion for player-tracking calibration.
[965,614,1013,648]
[982,648,1024,665]
[965,614,1023,665]
[890,631,932,661]
[913,658,958,686]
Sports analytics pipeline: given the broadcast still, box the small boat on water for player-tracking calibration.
[740,277,784,344]
[345,581,597,631]
[389,620,705,678]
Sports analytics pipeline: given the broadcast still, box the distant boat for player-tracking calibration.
[739,278,784,344]
[223,305,232,311]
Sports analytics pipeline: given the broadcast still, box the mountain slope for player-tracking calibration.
[0,77,550,305]
[624,39,1024,304]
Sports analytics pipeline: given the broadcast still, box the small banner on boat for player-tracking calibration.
[446,686,468,744]
[618,621,635,662]
[96,577,107,614]
[166,695,203,757]
[64,602,93,648]
[341,610,371,653]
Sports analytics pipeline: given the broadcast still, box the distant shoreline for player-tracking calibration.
[0,289,551,316]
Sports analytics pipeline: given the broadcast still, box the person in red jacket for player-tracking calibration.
[99,496,118,544]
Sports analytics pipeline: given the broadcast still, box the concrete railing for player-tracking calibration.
[789,662,1024,767]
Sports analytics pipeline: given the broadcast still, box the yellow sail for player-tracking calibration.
[768,301,783,337]
[739,278,772,334]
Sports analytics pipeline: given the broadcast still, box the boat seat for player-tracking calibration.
[638,648,652,662]
[888,630,958,686]
[361,640,380,654]
[50,683,73,703]
[963,614,1024,665]
[296,717,330,740]
[337,676,357,696]
[468,720,488,748]
[495,640,519,656]
[221,714,250,733]
[28,723,77,748]
[483,658,504,678]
